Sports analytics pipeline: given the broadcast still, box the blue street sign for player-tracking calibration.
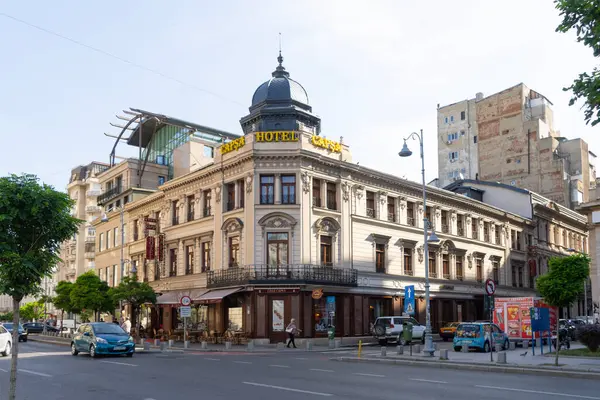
[530,307,550,332]
[404,285,415,316]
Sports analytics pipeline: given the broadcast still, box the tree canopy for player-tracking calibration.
[54,281,77,314]
[19,300,45,321]
[555,0,600,125]
[70,271,114,317]
[110,275,157,333]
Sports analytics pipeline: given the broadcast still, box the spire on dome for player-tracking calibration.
[273,33,289,78]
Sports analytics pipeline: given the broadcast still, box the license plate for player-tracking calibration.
[461,340,472,344]
[113,346,126,351]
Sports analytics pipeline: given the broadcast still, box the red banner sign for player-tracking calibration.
[145,236,156,260]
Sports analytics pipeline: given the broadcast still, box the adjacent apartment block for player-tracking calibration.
[437,83,596,210]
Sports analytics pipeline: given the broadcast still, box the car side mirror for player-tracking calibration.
[83,332,90,337]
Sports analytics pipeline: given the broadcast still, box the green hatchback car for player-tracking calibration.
[71,322,135,358]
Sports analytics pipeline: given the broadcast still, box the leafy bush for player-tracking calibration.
[577,324,600,352]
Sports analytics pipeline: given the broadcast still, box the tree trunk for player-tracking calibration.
[60,309,64,332]
[131,303,137,338]
[9,298,21,400]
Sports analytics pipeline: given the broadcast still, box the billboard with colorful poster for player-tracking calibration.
[493,297,557,340]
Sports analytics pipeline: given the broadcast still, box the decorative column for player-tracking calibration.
[194,194,202,219]
[399,197,407,225]
[450,210,457,235]
[379,192,387,221]
[194,238,201,273]
[434,207,441,232]
[178,240,185,276]
[465,214,472,238]
[417,201,424,229]
[275,174,282,204]
[234,181,240,209]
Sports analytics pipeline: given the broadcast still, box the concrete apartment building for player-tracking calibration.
[437,83,596,210]
[91,55,546,342]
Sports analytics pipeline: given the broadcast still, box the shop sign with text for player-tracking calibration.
[220,136,246,155]
[311,136,342,153]
[255,131,299,142]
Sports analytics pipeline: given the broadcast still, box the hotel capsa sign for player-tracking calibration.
[219,131,342,155]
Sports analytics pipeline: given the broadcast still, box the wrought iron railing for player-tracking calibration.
[442,224,449,233]
[457,226,464,236]
[313,197,322,207]
[366,208,375,218]
[97,186,122,205]
[388,213,396,222]
[207,264,358,288]
[203,207,212,217]
[407,216,415,226]
[404,268,413,276]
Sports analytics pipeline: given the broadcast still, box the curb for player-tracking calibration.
[332,357,600,380]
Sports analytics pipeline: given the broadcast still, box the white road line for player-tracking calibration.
[354,373,385,378]
[0,368,7,373]
[295,357,309,360]
[234,361,252,364]
[410,378,448,384]
[204,358,220,361]
[99,361,138,367]
[269,364,290,368]
[19,369,52,377]
[310,368,335,373]
[475,385,600,399]
[243,382,333,397]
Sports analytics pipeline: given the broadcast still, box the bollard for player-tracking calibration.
[509,341,516,350]
[334,339,341,349]
[247,340,255,352]
[160,341,166,351]
[461,344,469,353]
[139,338,145,346]
[306,340,313,351]
[381,346,387,357]
[329,339,335,349]
[154,339,160,347]
[439,349,448,360]
[184,341,190,349]
[168,339,174,348]
[495,343,503,352]
[143,342,150,351]
[497,352,507,364]
[396,345,404,355]
[413,344,421,354]
[201,341,208,350]
[225,341,232,350]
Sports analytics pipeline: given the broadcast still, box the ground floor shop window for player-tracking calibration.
[272,300,285,332]
[314,296,336,334]
[369,298,392,327]
[228,307,242,331]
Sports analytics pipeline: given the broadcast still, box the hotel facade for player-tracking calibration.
[93,56,574,342]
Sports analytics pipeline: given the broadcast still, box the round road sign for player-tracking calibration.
[484,279,496,296]
[180,296,192,306]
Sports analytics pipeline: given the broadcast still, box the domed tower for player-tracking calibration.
[240,52,321,135]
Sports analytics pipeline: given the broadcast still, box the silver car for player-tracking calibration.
[372,316,426,346]
[0,325,12,356]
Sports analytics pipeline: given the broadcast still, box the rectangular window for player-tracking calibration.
[406,202,415,226]
[476,258,483,283]
[461,111,466,120]
[312,178,322,207]
[320,236,333,266]
[404,249,413,276]
[226,183,235,211]
[115,199,121,209]
[133,219,139,241]
[203,146,214,158]
[229,237,240,267]
[282,175,296,204]
[260,175,275,204]
[185,245,194,275]
[112,265,117,287]
[495,225,501,244]
[492,260,500,284]
[172,200,179,226]
[450,115,454,122]
[169,248,177,277]
[447,132,458,142]
[239,179,245,208]
[442,253,450,279]
[158,176,166,186]
[113,227,118,247]
[484,222,490,242]
[512,265,517,287]
[203,190,212,217]
[99,233,104,252]
[428,251,437,278]
[444,116,448,124]
[441,210,449,233]
[457,214,464,236]
[471,218,478,239]
[456,256,464,280]
[326,182,337,210]
[375,244,386,273]
[387,197,396,222]
[474,135,478,143]
[516,231,522,251]
[366,191,375,218]
[201,242,211,272]
[106,230,110,250]
[187,195,195,222]
[518,266,523,287]
[449,151,459,161]
[267,232,289,266]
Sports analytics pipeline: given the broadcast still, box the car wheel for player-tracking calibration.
[454,346,461,352]
[378,339,387,346]
[89,344,97,358]
[442,337,448,342]
[503,339,509,351]
[1,342,11,357]
[483,341,490,353]
[71,343,79,356]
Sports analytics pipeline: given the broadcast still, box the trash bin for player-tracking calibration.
[402,321,413,344]
[328,328,335,341]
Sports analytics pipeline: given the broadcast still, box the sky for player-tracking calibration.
[1,0,598,191]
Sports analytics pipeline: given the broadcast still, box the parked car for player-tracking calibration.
[71,322,135,358]
[372,316,425,346]
[22,322,60,334]
[1,323,27,342]
[453,322,509,353]
[439,322,460,341]
[0,325,11,356]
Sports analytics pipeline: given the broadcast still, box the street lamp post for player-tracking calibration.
[399,129,440,356]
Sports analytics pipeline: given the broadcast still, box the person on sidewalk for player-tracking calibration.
[286,318,301,348]
[121,317,131,334]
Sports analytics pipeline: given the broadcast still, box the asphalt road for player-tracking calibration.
[0,341,597,400]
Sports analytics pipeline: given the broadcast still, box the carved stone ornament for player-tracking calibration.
[301,171,310,194]
[451,213,457,222]
[400,201,406,210]
[435,208,441,218]
[354,185,364,199]
[465,215,472,224]
[467,253,473,269]
[246,173,253,193]
[417,245,424,263]
[478,219,484,227]
[341,182,350,202]
[267,217,291,229]
[215,185,222,203]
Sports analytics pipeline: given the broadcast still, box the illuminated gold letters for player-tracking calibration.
[311,136,342,153]
[220,136,246,155]
[254,131,299,142]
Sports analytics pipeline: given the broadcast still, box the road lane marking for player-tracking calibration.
[243,382,333,397]
[0,369,7,373]
[19,369,52,377]
[475,385,600,399]
[269,364,290,368]
[310,368,335,373]
[354,373,385,377]
[99,361,138,367]
[295,357,309,360]
[204,358,220,361]
[410,378,448,384]
[234,361,252,364]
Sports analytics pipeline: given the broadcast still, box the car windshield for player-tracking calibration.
[456,324,480,338]
[444,322,458,328]
[2,323,22,331]
[92,324,128,335]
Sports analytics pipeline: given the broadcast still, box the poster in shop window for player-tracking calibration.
[272,300,284,331]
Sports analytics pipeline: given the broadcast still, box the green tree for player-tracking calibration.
[53,281,78,330]
[19,300,45,321]
[537,253,590,365]
[555,0,600,125]
[0,174,79,400]
[110,275,157,336]
[0,312,13,322]
[70,271,114,319]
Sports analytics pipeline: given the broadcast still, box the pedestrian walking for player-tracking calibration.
[121,317,131,334]
[285,318,301,348]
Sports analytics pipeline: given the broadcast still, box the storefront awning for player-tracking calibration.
[156,289,210,305]
[156,291,179,305]
[196,287,243,304]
